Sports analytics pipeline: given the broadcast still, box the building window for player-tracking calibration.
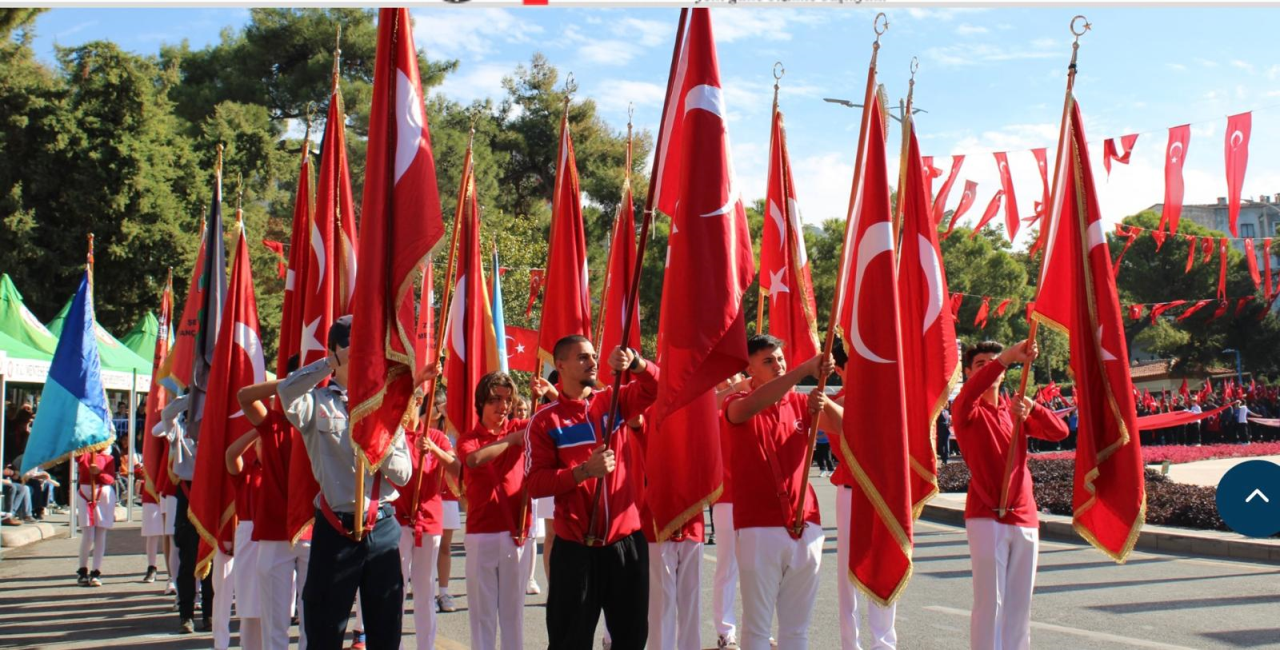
[1241,223,1256,239]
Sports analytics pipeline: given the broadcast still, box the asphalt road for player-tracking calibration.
[2,472,1278,649]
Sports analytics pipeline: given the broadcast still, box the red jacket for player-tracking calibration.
[952,359,1069,527]
[525,362,660,545]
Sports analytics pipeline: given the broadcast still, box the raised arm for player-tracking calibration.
[225,430,261,475]
[464,425,527,469]
[238,379,284,427]
[726,354,832,425]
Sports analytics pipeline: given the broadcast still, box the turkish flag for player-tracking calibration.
[1033,96,1144,562]
[973,296,991,328]
[835,59,912,607]
[1184,235,1198,274]
[1103,134,1139,178]
[349,8,447,468]
[921,155,943,202]
[1202,236,1215,265]
[1127,304,1144,321]
[995,298,1012,317]
[941,180,978,240]
[597,165,642,359]
[1176,299,1214,322]
[1207,300,1230,324]
[898,125,959,518]
[760,107,819,368]
[189,223,266,578]
[537,109,592,367]
[316,77,359,315]
[415,256,435,375]
[650,9,752,538]
[931,155,964,227]
[949,293,964,318]
[504,326,539,373]
[969,190,1004,239]
[1235,296,1256,317]
[1179,379,1191,404]
[1244,239,1261,290]
[1224,112,1252,238]
[1149,300,1186,323]
[1158,125,1191,235]
[1265,238,1274,302]
[262,240,287,278]
[443,165,499,437]
[1218,237,1230,300]
[140,274,174,503]
[993,152,1020,240]
[1031,146,1050,220]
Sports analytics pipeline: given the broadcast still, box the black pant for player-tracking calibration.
[547,530,648,650]
[938,428,952,463]
[174,488,213,621]
[814,443,834,472]
[304,506,403,650]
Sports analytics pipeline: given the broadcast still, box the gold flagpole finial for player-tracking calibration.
[627,102,634,133]
[563,72,577,108]
[87,233,95,270]
[215,143,224,178]
[332,23,343,89]
[873,12,889,45]
[235,173,244,224]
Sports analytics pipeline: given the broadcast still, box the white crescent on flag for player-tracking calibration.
[1231,130,1244,149]
[918,235,944,333]
[1169,141,1184,164]
[851,221,895,364]
[394,69,426,184]
[309,220,326,297]
[449,275,467,363]
[234,321,266,384]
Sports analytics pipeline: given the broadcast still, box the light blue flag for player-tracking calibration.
[22,273,113,473]
[491,247,508,373]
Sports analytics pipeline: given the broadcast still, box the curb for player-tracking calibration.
[1,522,66,549]
[921,495,1280,564]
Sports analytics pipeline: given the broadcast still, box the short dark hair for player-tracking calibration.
[474,372,517,419]
[328,315,353,351]
[553,335,591,361]
[831,336,848,369]
[286,354,301,374]
[963,341,1004,369]
[747,334,784,357]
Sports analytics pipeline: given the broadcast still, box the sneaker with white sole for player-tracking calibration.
[717,634,739,649]
[526,579,541,595]
[436,593,458,613]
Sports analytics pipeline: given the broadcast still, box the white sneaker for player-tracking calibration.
[526,579,541,595]
[436,593,458,613]
[717,633,739,649]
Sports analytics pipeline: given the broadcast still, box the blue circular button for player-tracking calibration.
[1215,460,1280,538]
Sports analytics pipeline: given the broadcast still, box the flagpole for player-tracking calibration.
[892,59,919,247]
[997,16,1089,520]
[759,64,785,336]
[595,108,633,348]
[791,13,887,537]
[407,124,475,519]
[584,7,688,547]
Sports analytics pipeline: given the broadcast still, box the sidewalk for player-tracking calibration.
[922,491,1280,563]
[1165,454,1280,487]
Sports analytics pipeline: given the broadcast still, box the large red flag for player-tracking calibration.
[140,274,173,503]
[835,74,913,606]
[1158,125,1191,235]
[189,222,266,578]
[898,125,959,518]
[156,221,207,397]
[536,109,592,367]
[761,107,820,368]
[649,8,752,538]
[443,168,500,437]
[597,169,641,359]
[931,155,964,226]
[1033,96,1145,562]
[941,180,978,240]
[993,152,1020,240]
[349,8,447,469]
[316,73,359,317]
[1224,112,1251,238]
[969,190,1004,239]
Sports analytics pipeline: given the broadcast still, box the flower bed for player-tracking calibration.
[1031,441,1280,466]
[937,459,1228,532]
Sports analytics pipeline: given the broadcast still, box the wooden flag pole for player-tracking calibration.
[584,8,688,547]
[407,125,476,519]
[594,108,634,348]
[791,13,887,537]
[758,63,785,336]
[996,16,1089,520]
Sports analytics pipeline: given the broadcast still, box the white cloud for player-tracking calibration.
[435,62,513,105]
[55,21,95,39]
[925,41,1059,67]
[1269,64,1280,81]
[577,39,641,67]
[1166,63,1188,72]
[792,152,855,226]
[956,24,988,36]
[615,17,669,47]
[593,79,665,114]
[1231,60,1255,73]
[713,11,794,43]
[412,9,542,60]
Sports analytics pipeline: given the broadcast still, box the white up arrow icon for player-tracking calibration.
[1245,489,1269,504]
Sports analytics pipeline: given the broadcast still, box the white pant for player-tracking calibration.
[162,495,178,535]
[464,532,530,650]
[78,526,107,570]
[399,527,442,650]
[142,501,165,537]
[648,539,703,650]
[836,486,899,650]
[711,503,739,638]
[966,519,1039,650]
[257,540,298,650]
[294,539,311,650]
[736,523,824,650]
[212,550,235,650]
[234,522,262,620]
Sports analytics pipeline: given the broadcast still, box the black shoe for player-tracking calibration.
[143,566,157,583]
[76,567,89,586]
[89,570,102,587]
[200,618,212,632]
[179,618,195,634]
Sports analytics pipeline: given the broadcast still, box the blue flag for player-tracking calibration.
[491,247,509,373]
[21,273,112,473]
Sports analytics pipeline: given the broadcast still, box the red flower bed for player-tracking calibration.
[1032,441,1280,465]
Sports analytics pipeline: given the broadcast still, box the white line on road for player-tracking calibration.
[923,605,1201,649]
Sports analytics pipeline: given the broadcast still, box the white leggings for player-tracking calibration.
[78,526,108,571]
[146,535,160,567]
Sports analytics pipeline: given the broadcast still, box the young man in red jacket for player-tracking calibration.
[722,334,837,650]
[525,335,659,650]
[457,372,533,650]
[952,339,1068,650]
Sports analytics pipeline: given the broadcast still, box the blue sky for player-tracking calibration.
[30,7,1280,248]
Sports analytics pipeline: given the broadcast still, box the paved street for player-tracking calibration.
[2,472,1278,650]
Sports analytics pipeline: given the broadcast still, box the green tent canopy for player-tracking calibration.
[47,298,151,375]
[0,274,59,356]
[120,312,159,363]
